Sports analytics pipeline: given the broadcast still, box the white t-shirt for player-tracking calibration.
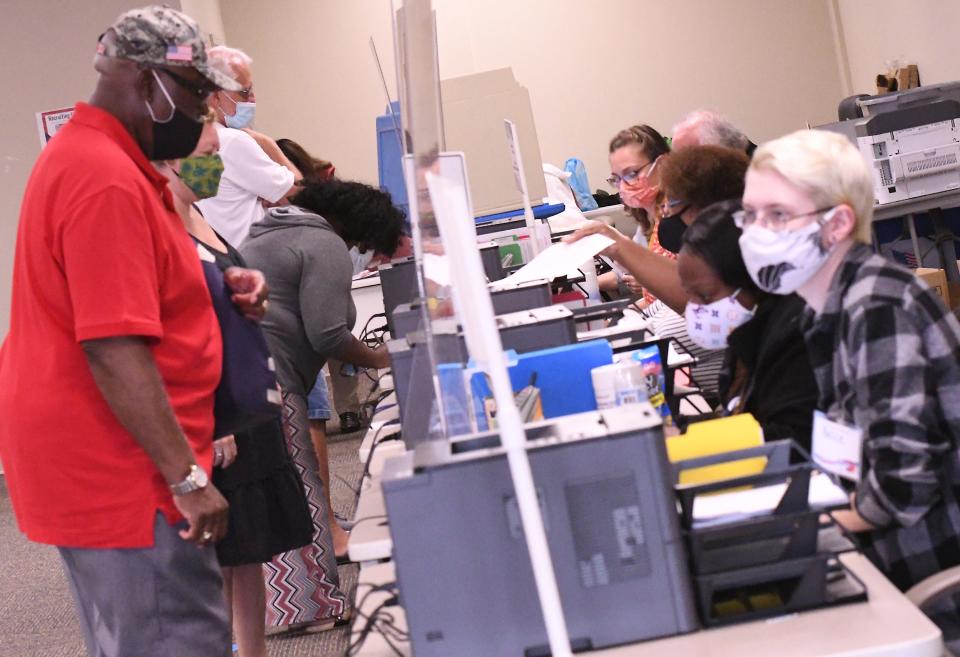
[196,124,295,247]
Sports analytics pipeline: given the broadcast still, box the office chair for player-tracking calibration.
[907,565,960,610]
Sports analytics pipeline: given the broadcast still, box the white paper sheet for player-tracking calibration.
[691,473,850,528]
[491,233,614,290]
[422,252,452,287]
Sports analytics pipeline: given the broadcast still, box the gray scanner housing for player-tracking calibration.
[381,405,699,657]
[379,243,505,331]
[391,279,552,341]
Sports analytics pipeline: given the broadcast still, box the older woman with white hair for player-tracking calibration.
[740,128,960,646]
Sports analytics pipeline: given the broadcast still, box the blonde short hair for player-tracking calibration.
[751,129,875,242]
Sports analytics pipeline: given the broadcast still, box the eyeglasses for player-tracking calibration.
[733,206,835,229]
[607,156,660,188]
[661,198,688,216]
[233,86,254,101]
[153,66,217,100]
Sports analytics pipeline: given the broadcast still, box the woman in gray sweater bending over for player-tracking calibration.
[239,179,404,617]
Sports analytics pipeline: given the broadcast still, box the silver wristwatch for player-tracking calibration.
[170,464,209,496]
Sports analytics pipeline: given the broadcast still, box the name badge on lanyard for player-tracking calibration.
[811,410,864,482]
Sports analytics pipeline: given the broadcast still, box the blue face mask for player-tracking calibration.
[225,99,256,129]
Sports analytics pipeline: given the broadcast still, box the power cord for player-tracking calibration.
[349,514,388,531]
[358,312,387,344]
[360,421,401,483]
[347,585,409,657]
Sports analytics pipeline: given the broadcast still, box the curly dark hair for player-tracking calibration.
[291,179,407,256]
[659,145,749,211]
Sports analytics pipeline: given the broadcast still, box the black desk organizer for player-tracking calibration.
[672,440,867,627]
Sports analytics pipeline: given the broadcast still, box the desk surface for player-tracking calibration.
[873,187,960,221]
[352,554,942,657]
[348,476,393,564]
[351,273,382,290]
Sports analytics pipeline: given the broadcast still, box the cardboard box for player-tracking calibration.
[441,68,547,217]
[915,267,960,309]
[875,64,920,95]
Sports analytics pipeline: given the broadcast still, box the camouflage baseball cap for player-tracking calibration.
[98,5,240,91]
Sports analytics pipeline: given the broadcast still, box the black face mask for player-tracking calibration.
[149,107,204,160]
[657,208,689,254]
[144,70,204,161]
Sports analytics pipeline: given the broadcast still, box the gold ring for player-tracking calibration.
[202,530,213,541]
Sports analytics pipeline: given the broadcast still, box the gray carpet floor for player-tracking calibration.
[0,427,366,657]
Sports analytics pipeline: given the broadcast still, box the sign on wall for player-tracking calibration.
[35,107,75,148]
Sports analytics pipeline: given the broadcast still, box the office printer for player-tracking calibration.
[381,405,699,657]
[846,82,960,205]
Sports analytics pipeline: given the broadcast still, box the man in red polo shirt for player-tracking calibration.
[0,7,256,657]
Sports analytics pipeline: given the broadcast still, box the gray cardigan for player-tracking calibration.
[239,205,356,396]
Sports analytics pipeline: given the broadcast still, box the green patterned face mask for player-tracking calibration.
[178,154,224,200]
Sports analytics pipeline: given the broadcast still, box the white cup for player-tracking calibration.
[591,363,621,409]
[592,362,648,409]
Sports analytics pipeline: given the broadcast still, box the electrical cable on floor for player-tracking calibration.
[353,581,399,614]
[334,472,362,499]
[348,597,409,657]
[346,514,387,531]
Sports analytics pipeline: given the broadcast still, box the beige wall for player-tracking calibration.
[219,0,844,190]
[0,0,186,340]
[0,0,848,339]
[180,0,227,45]
[837,0,960,94]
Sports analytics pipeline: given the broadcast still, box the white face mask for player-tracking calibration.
[684,290,755,350]
[739,209,836,294]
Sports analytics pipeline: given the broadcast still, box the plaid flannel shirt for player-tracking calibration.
[802,243,960,590]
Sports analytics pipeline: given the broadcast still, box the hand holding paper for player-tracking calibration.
[492,232,614,289]
[564,220,630,258]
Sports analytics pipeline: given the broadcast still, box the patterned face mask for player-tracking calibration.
[739,209,837,294]
[178,154,224,200]
[684,289,755,350]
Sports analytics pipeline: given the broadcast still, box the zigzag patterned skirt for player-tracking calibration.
[263,391,348,626]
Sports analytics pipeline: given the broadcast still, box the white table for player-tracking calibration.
[350,553,943,657]
[357,423,404,477]
[352,274,385,338]
[347,475,394,564]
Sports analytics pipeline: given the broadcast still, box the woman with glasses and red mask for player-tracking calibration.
[592,141,751,403]
[598,124,671,305]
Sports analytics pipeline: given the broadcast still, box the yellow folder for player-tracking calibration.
[667,414,766,485]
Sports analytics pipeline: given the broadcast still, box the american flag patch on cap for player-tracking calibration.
[166,44,192,62]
